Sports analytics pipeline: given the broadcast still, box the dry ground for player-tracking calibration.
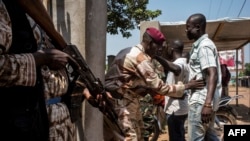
[157,86,250,141]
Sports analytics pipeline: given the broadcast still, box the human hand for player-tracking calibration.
[83,88,114,114]
[98,91,116,114]
[83,88,102,108]
[33,48,70,70]
[201,105,213,124]
[185,76,205,90]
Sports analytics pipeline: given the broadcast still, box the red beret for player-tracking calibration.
[146,27,166,45]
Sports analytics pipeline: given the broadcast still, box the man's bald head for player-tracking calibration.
[187,13,206,32]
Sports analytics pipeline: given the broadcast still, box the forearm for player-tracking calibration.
[137,60,185,98]
[205,68,218,104]
[154,56,181,75]
[0,53,37,86]
[156,81,185,98]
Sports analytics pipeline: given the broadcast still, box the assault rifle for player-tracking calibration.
[63,44,124,137]
[17,0,124,137]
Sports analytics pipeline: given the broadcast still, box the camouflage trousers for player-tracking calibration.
[114,92,144,141]
[140,94,155,139]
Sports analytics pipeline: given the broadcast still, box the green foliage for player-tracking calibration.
[107,0,162,38]
[239,71,244,77]
[244,63,250,76]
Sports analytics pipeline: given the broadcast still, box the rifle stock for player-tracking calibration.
[18,0,124,137]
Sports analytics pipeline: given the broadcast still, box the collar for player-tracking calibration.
[135,44,145,53]
[193,34,208,48]
[135,43,151,59]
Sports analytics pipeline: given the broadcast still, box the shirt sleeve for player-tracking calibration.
[199,46,217,70]
[137,58,185,98]
[0,53,37,87]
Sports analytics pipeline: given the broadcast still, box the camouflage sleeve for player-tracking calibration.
[0,2,12,54]
[0,53,37,87]
[137,58,184,98]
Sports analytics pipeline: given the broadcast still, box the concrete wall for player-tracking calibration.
[50,0,86,53]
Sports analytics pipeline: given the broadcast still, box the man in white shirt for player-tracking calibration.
[164,39,189,141]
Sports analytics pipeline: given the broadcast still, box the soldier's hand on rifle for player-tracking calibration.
[83,88,108,109]
[33,48,71,70]
[83,88,99,108]
[96,91,114,113]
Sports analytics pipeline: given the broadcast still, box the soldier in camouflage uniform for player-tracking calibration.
[105,27,204,141]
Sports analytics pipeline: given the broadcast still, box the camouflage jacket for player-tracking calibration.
[105,44,185,98]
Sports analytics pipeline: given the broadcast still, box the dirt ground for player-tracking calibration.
[157,86,250,141]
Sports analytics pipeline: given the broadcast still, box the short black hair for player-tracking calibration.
[173,39,184,51]
[190,13,206,31]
